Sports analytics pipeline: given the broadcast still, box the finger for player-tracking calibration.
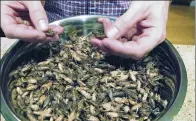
[5,24,47,42]
[2,1,27,11]
[126,28,143,41]
[28,26,34,29]
[90,38,111,52]
[100,28,161,60]
[132,35,140,41]
[49,25,64,35]
[23,20,30,26]
[45,34,60,42]
[1,4,18,27]
[1,3,47,42]
[98,17,134,42]
[119,38,128,43]
[16,17,33,27]
[20,16,34,27]
[42,25,64,41]
[140,19,166,44]
[106,3,147,39]
[15,17,23,24]
[100,38,146,60]
[23,1,49,31]
[98,17,113,34]
[124,27,138,40]
[140,19,158,28]
[44,26,62,42]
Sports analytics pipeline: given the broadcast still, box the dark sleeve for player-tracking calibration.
[0,28,5,37]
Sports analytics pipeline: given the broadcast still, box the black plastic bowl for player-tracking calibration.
[0,15,187,121]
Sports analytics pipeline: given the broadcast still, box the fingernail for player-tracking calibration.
[91,38,100,47]
[56,26,64,34]
[38,19,48,31]
[98,18,104,21]
[107,27,119,38]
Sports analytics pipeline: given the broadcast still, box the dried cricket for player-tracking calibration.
[45,28,56,36]
[8,25,175,121]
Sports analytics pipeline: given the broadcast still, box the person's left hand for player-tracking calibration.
[1,1,63,42]
[91,1,170,60]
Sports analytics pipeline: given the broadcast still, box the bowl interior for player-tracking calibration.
[0,15,187,121]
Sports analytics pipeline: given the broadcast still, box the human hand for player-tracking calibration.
[1,1,64,42]
[91,1,170,60]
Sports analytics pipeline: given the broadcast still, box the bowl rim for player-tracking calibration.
[0,15,187,121]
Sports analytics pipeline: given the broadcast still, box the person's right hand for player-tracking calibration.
[1,1,64,42]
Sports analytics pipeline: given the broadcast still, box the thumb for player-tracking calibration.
[106,3,146,39]
[24,1,49,31]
